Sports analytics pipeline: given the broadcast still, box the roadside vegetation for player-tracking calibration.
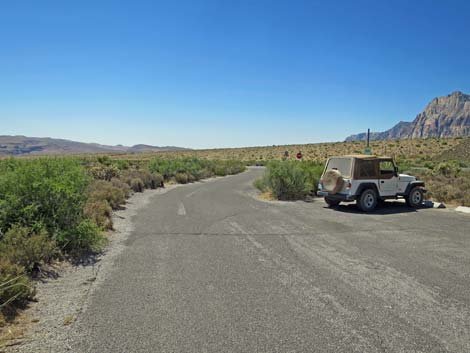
[415,161,470,206]
[0,156,245,326]
[254,161,323,200]
[104,137,467,162]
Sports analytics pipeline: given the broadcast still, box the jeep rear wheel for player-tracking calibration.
[325,197,340,207]
[358,189,378,212]
[406,187,423,208]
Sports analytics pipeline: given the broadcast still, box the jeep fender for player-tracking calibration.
[354,183,379,197]
[404,181,426,196]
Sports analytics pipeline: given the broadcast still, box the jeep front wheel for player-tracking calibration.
[358,189,378,212]
[325,197,340,207]
[406,187,423,208]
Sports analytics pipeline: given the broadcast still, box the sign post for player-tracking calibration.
[364,128,372,155]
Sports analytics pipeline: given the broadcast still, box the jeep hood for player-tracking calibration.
[398,174,416,182]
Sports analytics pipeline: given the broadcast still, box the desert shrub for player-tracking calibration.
[418,170,470,206]
[0,226,56,272]
[396,159,414,173]
[433,161,462,177]
[152,173,164,188]
[114,160,130,170]
[87,180,126,210]
[88,163,120,181]
[211,160,246,176]
[56,219,105,254]
[0,260,34,311]
[199,168,214,179]
[175,173,189,184]
[130,178,144,192]
[111,178,132,198]
[186,173,196,183]
[149,158,245,181]
[423,160,435,169]
[110,178,132,198]
[121,169,160,189]
[0,158,90,240]
[253,176,268,192]
[254,161,322,200]
[143,171,163,189]
[96,155,111,165]
[84,199,113,230]
[214,166,228,176]
[149,157,206,179]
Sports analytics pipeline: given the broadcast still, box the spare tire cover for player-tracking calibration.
[322,170,344,194]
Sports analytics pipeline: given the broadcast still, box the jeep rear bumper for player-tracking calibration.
[317,191,356,201]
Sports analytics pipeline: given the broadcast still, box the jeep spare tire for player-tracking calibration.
[322,170,343,194]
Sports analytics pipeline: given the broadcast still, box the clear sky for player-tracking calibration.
[1,0,470,149]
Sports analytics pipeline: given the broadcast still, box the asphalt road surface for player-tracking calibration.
[73,167,470,353]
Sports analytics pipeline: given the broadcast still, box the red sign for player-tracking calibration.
[296,152,303,160]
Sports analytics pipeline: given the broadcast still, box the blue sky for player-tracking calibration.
[1,0,470,148]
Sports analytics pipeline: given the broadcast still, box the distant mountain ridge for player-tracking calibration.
[0,136,188,156]
[346,91,470,141]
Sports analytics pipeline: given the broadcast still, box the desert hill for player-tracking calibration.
[346,91,470,141]
[0,136,188,156]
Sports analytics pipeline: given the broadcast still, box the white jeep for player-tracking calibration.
[317,155,426,212]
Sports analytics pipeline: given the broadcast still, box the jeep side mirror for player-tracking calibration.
[394,166,399,176]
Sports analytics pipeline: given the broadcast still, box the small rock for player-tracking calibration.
[455,206,470,214]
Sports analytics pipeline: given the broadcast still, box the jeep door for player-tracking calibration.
[379,159,398,196]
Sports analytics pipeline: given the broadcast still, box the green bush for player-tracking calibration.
[0,226,56,272]
[253,177,268,192]
[254,161,322,200]
[434,161,462,177]
[148,158,245,181]
[56,219,105,254]
[0,259,34,311]
[0,158,90,241]
[214,166,228,176]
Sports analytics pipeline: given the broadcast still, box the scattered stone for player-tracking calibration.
[455,206,470,214]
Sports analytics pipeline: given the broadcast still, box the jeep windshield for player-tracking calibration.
[325,157,352,178]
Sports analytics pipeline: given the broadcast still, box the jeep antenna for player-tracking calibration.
[367,128,370,148]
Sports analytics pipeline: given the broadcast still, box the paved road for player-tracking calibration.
[74,168,470,353]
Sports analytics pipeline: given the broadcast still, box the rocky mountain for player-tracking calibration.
[346,91,470,141]
[0,136,188,156]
